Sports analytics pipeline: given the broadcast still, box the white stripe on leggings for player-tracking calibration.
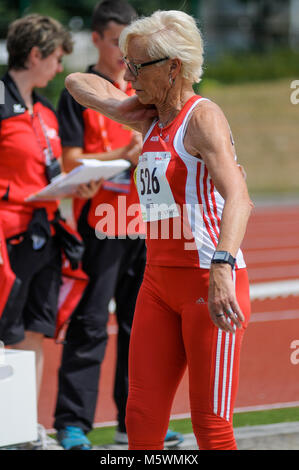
[213,270,237,421]
[225,324,236,420]
[225,270,237,420]
[220,331,230,418]
[213,328,222,415]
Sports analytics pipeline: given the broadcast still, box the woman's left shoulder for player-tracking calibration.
[190,97,229,130]
[194,96,225,117]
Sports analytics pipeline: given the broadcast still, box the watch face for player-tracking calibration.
[212,251,235,267]
[214,251,227,261]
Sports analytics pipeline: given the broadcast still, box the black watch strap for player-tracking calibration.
[211,251,236,269]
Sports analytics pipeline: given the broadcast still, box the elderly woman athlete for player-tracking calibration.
[65,10,253,450]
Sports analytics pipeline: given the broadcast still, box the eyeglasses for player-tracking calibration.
[123,57,169,77]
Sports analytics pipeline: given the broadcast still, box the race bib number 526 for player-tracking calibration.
[136,152,179,222]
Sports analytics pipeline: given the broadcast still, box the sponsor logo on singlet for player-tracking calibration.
[13,103,26,113]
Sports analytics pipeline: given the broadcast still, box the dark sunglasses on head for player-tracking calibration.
[123,57,169,77]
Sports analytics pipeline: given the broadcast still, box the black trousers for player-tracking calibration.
[54,203,146,433]
[0,233,61,345]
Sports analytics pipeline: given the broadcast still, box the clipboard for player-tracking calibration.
[26,159,131,201]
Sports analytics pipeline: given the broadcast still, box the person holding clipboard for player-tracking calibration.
[0,14,76,449]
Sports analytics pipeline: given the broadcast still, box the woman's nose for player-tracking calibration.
[124,67,135,82]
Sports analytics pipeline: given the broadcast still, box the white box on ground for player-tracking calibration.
[0,349,38,447]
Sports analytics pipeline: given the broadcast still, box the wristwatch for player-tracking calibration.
[211,251,236,269]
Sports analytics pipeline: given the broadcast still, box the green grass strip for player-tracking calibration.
[84,407,299,446]
[233,406,299,428]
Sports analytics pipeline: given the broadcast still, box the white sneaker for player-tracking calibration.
[24,424,63,450]
[114,430,129,445]
[114,428,184,448]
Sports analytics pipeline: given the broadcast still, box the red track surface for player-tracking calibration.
[38,204,299,430]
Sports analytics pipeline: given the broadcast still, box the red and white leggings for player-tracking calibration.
[125,264,251,450]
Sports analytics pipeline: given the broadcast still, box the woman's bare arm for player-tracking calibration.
[185,100,254,333]
[65,73,156,134]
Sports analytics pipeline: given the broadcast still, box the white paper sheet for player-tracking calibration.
[26,159,131,201]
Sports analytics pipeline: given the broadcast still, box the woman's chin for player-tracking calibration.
[35,80,49,89]
[135,92,154,106]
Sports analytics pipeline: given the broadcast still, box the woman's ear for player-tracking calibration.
[169,58,181,78]
[27,46,42,68]
[92,31,102,49]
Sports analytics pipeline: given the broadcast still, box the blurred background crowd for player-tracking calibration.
[1,0,298,198]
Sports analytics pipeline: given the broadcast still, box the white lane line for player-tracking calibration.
[107,309,299,334]
[250,278,299,299]
[170,401,299,418]
[107,325,118,335]
[249,265,299,281]
[245,248,299,265]
[243,237,299,250]
[250,309,299,323]
[107,280,299,336]
[234,401,299,413]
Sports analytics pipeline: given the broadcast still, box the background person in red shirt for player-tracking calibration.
[0,14,77,448]
[54,0,183,450]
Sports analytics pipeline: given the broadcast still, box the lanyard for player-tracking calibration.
[98,114,112,152]
[31,111,55,165]
[98,112,131,194]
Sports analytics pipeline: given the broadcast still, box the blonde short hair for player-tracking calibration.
[119,10,204,84]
